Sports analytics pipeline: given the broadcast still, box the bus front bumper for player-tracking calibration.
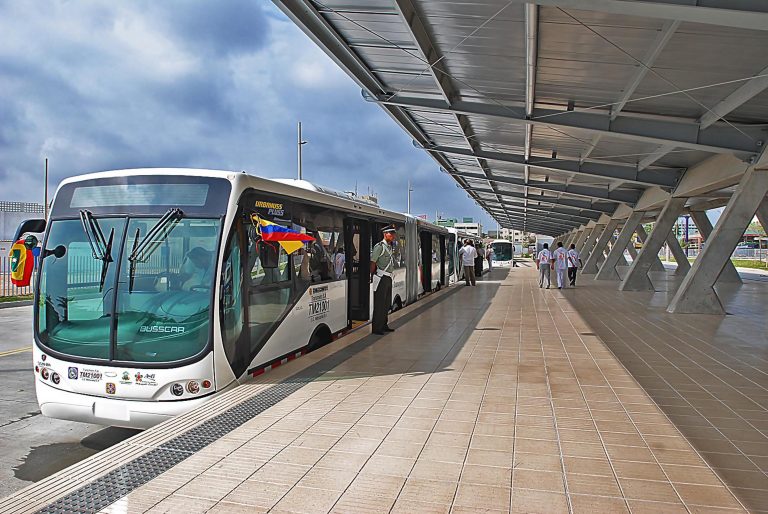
[36,380,212,430]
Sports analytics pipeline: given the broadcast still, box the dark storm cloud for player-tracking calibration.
[0,1,496,230]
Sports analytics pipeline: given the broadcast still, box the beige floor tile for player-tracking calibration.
[566,472,622,497]
[612,461,668,482]
[626,500,688,514]
[206,501,269,513]
[223,481,291,509]
[453,483,511,511]
[569,494,630,514]
[272,486,342,513]
[399,478,459,504]
[513,452,564,472]
[145,495,216,514]
[466,448,514,468]
[563,456,614,476]
[674,483,744,509]
[510,488,568,513]
[461,464,512,487]
[360,454,415,477]
[619,478,680,503]
[512,469,565,493]
[298,466,358,491]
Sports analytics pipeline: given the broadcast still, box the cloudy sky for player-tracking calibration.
[0,0,495,228]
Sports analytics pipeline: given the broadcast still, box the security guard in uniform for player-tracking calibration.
[370,225,397,335]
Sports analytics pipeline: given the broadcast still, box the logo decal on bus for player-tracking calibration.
[106,383,116,395]
[254,200,284,216]
[139,325,185,334]
[68,367,78,380]
[308,285,330,322]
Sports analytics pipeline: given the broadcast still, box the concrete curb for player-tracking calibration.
[0,300,33,310]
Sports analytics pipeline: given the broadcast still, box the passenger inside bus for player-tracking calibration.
[179,247,214,291]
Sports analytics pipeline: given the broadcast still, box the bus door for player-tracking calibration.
[440,235,446,286]
[419,231,432,292]
[344,218,371,321]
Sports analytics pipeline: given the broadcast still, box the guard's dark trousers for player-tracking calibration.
[568,267,578,286]
[372,275,393,333]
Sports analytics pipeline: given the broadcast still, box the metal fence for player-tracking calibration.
[0,255,38,297]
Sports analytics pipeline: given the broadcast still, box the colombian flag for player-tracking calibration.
[9,239,33,287]
[252,215,315,255]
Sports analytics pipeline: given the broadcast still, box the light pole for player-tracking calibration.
[297,122,308,180]
[407,180,413,214]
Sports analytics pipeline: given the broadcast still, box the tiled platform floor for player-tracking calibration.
[565,266,768,512]
[78,264,752,514]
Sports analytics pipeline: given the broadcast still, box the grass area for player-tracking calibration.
[0,294,33,303]
[730,259,768,270]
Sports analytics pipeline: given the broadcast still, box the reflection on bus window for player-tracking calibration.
[291,204,345,284]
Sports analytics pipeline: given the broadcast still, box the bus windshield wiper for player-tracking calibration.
[79,210,114,292]
[128,208,183,292]
[128,208,183,263]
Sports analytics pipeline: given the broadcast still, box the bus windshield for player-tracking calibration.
[491,242,513,261]
[37,216,221,363]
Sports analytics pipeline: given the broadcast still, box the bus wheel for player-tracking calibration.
[308,325,332,352]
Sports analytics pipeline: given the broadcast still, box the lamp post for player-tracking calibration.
[407,180,413,214]
[297,122,308,180]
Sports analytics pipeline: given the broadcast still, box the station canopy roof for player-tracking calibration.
[273,0,768,236]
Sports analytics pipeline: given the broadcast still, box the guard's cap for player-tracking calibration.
[382,225,397,234]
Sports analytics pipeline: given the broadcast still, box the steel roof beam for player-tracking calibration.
[371,95,764,157]
[524,1,768,32]
[640,64,768,170]
[481,198,600,221]
[492,204,593,224]
[491,215,567,233]
[491,214,578,232]
[450,170,639,204]
[488,209,581,229]
[393,0,507,208]
[581,20,679,164]
[471,187,615,213]
[478,196,601,220]
[438,146,680,188]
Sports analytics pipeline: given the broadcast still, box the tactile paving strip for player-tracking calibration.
[36,291,458,514]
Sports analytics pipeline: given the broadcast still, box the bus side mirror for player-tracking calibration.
[13,219,46,242]
[259,241,279,268]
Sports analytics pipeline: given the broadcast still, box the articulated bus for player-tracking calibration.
[490,239,515,267]
[17,169,459,429]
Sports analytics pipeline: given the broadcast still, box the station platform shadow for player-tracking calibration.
[562,268,768,511]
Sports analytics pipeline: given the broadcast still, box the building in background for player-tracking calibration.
[454,218,483,237]
[1,201,44,252]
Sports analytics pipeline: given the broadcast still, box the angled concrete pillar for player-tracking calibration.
[577,227,594,254]
[755,198,768,237]
[607,235,629,266]
[666,233,692,275]
[635,224,666,271]
[689,210,741,284]
[574,228,589,252]
[620,197,687,291]
[667,168,768,314]
[583,219,620,274]
[580,225,605,268]
[627,240,638,260]
[597,211,644,280]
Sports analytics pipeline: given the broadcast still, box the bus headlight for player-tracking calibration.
[202,380,212,389]
[41,368,49,380]
[187,381,200,394]
[170,383,184,397]
[51,372,61,385]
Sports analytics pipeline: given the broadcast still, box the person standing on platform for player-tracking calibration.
[567,243,582,287]
[459,240,478,286]
[536,243,553,289]
[370,225,397,335]
[486,245,494,271]
[553,242,568,289]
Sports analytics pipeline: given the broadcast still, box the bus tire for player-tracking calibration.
[307,324,332,352]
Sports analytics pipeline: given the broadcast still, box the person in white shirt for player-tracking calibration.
[553,242,569,289]
[459,240,478,286]
[536,243,553,289]
[485,246,494,270]
[567,244,582,286]
[333,248,346,279]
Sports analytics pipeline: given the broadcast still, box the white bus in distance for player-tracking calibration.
[18,169,460,429]
[489,239,514,267]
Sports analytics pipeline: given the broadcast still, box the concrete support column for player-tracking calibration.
[756,197,768,234]
[666,233,692,275]
[596,212,644,281]
[667,168,768,314]
[635,224,666,271]
[573,228,588,252]
[620,197,687,291]
[580,226,604,268]
[689,210,741,284]
[565,230,577,247]
[627,240,638,260]
[582,219,620,274]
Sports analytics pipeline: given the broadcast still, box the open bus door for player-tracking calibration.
[344,218,371,321]
[419,230,432,292]
[440,234,446,286]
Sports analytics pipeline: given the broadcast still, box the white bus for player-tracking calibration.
[489,239,514,267]
[17,169,453,429]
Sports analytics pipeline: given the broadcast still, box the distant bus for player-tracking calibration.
[18,169,455,429]
[490,239,514,267]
